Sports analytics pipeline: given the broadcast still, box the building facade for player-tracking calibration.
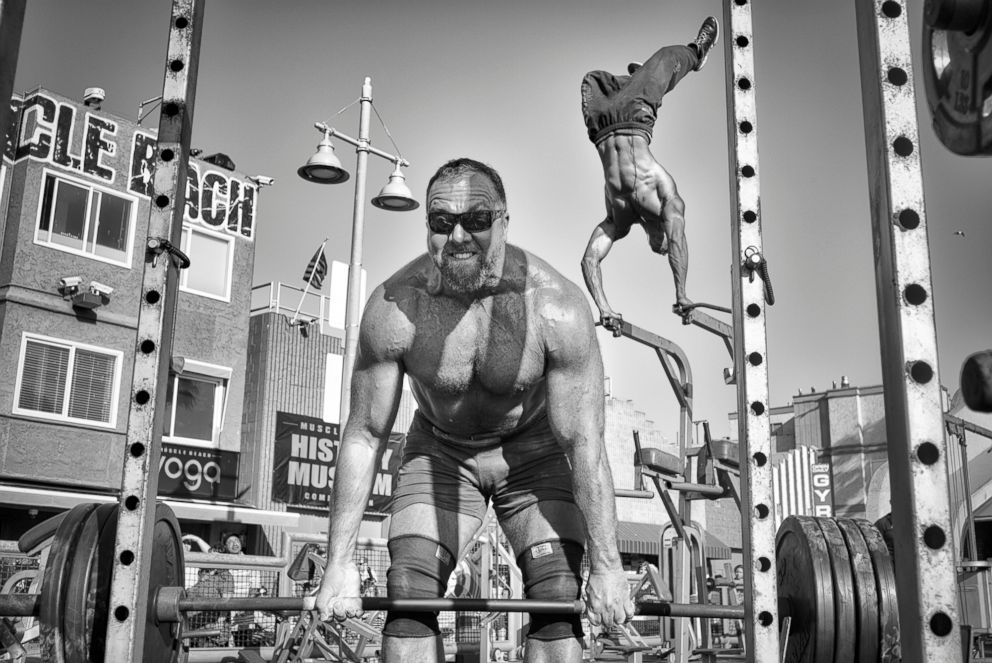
[0,87,289,550]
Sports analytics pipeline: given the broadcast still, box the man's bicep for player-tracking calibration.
[348,353,404,438]
[545,317,605,446]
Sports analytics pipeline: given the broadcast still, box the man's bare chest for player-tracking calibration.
[405,298,545,395]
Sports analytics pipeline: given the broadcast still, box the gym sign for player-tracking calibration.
[12,90,256,239]
[272,411,404,515]
[158,443,239,501]
[810,463,833,517]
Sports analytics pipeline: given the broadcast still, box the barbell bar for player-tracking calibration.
[0,592,747,622]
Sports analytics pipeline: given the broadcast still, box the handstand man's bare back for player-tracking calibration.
[580,17,719,335]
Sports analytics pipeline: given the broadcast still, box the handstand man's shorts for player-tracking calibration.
[581,44,698,145]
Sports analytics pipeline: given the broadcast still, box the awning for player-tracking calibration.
[702,529,734,560]
[616,521,662,557]
[0,484,299,528]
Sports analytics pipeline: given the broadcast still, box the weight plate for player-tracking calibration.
[856,520,900,662]
[62,503,117,663]
[816,518,855,663]
[836,519,879,663]
[922,20,992,155]
[777,516,834,663]
[40,503,100,663]
[143,504,187,663]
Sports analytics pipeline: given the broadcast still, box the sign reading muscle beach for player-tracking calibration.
[272,411,404,514]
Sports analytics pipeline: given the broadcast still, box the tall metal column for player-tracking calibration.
[0,0,26,142]
[103,1,203,660]
[721,1,779,661]
[855,0,961,660]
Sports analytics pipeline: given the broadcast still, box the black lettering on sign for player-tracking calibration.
[51,104,81,170]
[83,113,117,182]
[15,93,55,161]
[185,161,201,222]
[3,98,20,161]
[200,170,228,227]
[129,131,156,197]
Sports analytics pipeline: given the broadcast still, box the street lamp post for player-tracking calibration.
[299,76,418,427]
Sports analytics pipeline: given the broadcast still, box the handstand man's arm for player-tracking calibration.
[581,218,627,336]
[544,283,633,628]
[315,288,405,621]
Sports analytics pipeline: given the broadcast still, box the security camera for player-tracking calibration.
[248,175,275,187]
[58,276,83,290]
[89,281,114,298]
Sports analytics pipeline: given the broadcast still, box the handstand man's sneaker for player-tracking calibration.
[627,61,642,75]
[690,16,719,71]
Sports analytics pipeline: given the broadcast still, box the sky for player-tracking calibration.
[12,0,992,442]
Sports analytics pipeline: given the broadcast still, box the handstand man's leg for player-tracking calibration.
[383,503,483,663]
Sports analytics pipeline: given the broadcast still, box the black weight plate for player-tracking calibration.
[836,519,879,663]
[40,503,100,663]
[856,520,899,662]
[62,503,117,663]
[777,516,834,663]
[816,519,856,663]
[922,23,992,155]
[144,504,187,663]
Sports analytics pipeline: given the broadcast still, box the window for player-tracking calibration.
[180,226,233,301]
[162,358,231,448]
[13,334,122,427]
[35,170,135,265]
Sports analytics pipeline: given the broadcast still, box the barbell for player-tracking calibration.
[0,502,897,662]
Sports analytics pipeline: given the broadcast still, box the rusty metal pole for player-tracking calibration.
[102,2,203,660]
[855,0,962,660]
[721,1,779,661]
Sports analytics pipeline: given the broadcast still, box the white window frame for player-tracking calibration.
[33,168,137,267]
[179,225,234,303]
[162,357,232,449]
[12,332,123,429]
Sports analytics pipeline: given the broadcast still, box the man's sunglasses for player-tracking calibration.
[427,210,503,234]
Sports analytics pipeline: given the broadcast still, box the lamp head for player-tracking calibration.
[371,163,419,211]
[298,131,349,184]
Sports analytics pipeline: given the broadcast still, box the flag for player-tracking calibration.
[303,243,328,289]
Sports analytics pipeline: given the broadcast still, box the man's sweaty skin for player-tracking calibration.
[582,132,691,331]
[314,162,633,662]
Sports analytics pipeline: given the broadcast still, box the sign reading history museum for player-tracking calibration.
[272,411,403,515]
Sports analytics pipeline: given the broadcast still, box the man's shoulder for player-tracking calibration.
[513,246,588,309]
[369,255,433,311]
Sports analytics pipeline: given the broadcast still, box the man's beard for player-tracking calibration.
[438,245,504,294]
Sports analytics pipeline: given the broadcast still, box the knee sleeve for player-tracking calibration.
[382,535,456,638]
[518,539,585,641]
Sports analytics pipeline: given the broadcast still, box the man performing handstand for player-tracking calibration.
[580,17,719,335]
[315,158,633,662]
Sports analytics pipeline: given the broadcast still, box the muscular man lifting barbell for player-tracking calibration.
[313,158,633,662]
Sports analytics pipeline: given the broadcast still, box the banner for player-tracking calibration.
[272,411,404,514]
[158,444,239,501]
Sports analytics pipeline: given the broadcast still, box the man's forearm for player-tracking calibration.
[581,256,613,316]
[326,435,380,565]
[568,440,623,570]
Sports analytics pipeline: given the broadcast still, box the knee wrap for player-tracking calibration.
[518,539,585,641]
[382,535,456,638]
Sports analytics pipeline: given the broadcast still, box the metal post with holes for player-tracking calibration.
[854,0,961,660]
[102,1,203,660]
[721,1,779,661]
[0,0,25,142]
